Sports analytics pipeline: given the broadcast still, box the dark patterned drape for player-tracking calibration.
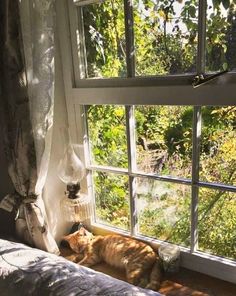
[0,0,59,254]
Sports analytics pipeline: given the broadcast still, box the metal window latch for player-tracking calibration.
[192,69,228,88]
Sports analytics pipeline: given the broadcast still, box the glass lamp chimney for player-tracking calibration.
[57,144,85,199]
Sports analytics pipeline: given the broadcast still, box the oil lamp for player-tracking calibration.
[57,143,91,223]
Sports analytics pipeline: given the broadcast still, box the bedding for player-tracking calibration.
[0,238,162,296]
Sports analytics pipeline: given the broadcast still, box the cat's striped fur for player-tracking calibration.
[62,227,162,291]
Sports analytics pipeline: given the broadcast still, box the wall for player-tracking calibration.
[0,131,14,198]
[0,127,15,236]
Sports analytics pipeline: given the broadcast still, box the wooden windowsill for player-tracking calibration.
[60,246,236,296]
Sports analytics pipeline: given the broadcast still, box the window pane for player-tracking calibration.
[87,105,128,168]
[198,188,236,260]
[200,106,236,186]
[93,171,130,230]
[137,178,191,247]
[135,106,193,178]
[82,0,126,78]
[206,1,236,72]
[133,0,198,76]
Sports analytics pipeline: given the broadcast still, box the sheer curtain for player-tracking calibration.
[0,0,59,254]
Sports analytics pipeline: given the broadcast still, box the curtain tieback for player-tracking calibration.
[21,196,38,204]
[0,193,38,220]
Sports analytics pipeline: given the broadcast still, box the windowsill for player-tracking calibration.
[91,222,236,285]
[60,244,236,296]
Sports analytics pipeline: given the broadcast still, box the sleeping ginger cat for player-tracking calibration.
[62,227,162,291]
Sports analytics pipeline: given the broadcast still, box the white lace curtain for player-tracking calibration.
[0,0,59,254]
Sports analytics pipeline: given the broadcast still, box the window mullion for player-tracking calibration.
[83,106,97,221]
[197,0,207,74]
[68,1,84,83]
[124,0,135,77]
[191,106,202,253]
[125,105,137,236]
[190,0,206,253]
[76,6,87,79]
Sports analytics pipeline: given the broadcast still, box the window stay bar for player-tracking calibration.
[192,69,228,88]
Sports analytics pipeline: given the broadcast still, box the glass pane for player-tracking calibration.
[87,105,128,168]
[200,106,236,186]
[198,188,236,260]
[82,0,126,78]
[137,178,191,247]
[93,171,130,230]
[133,0,198,76]
[206,0,236,72]
[135,106,193,178]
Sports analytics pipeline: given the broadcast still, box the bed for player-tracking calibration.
[0,238,162,296]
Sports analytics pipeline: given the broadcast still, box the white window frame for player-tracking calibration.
[57,0,236,284]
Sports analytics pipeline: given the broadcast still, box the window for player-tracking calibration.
[58,0,236,283]
[86,104,236,257]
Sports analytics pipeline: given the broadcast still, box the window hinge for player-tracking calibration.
[192,70,228,88]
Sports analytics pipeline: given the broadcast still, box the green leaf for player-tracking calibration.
[189,6,196,18]
[222,0,230,9]
[223,62,228,70]
[212,0,221,8]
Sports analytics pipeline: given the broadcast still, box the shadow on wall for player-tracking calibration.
[0,125,15,237]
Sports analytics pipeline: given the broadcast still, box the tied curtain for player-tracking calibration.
[0,0,59,254]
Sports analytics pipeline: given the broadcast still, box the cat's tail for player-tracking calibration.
[145,258,162,291]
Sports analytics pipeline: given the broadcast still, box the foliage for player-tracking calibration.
[200,106,236,185]
[137,180,191,247]
[93,171,130,230]
[83,0,126,77]
[198,189,236,259]
[87,105,128,168]
[135,106,193,177]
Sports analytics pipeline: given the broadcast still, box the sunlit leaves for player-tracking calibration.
[200,106,236,186]
[94,172,130,230]
[212,0,231,9]
[137,179,191,247]
[83,0,126,78]
[87,105,128,168]
[134,0,198,75]
[135,106,193,177]
[198,189,236,259]
[82,0,236,76]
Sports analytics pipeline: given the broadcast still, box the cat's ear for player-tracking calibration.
[84,228,94,238]
[78,227,87,236]
[62,233,72,241]
[61,233,74,247]
[77,226,93,238]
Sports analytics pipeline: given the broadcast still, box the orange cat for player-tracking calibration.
[62,227,162,291]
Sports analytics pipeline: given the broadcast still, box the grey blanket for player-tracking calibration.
[0,239,162,296]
